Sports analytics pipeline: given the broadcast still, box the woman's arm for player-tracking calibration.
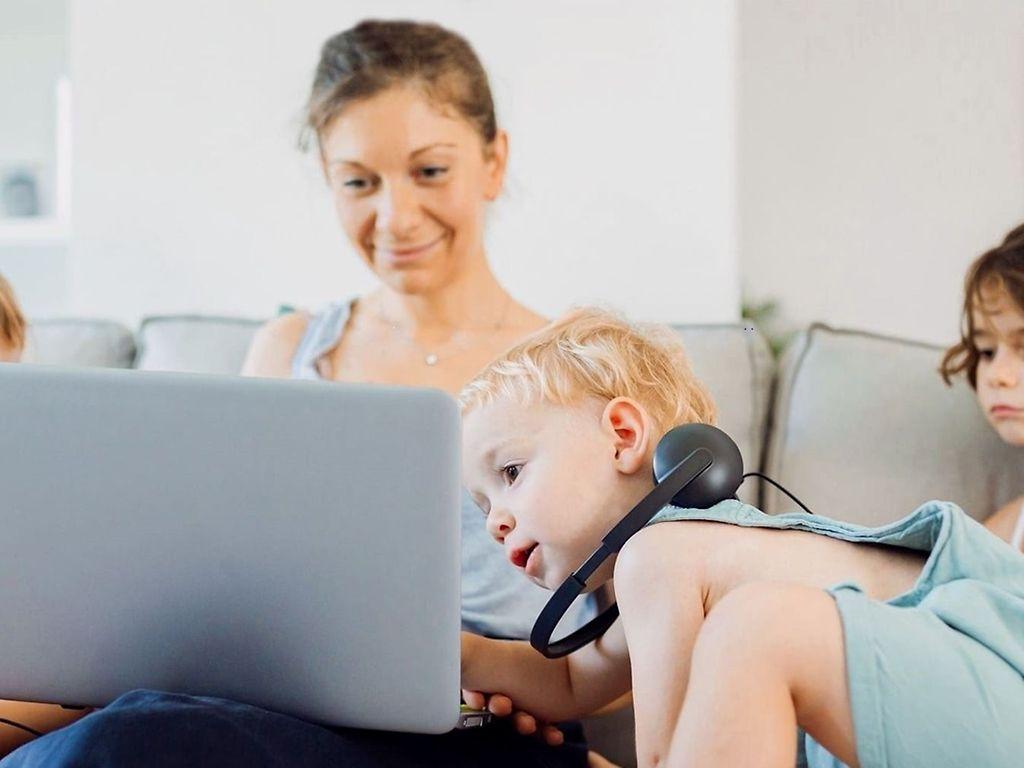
[240,312,310,378]
[461,618,631,723]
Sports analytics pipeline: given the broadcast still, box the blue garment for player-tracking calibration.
[648,499,1024,768]
[2,301,591,767]
[0,689,588,768]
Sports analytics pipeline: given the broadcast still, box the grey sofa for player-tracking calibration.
[20,315,1024,767]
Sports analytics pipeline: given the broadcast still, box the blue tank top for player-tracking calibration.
[291,299,594,639]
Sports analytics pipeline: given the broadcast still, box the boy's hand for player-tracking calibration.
[461,689,565,746]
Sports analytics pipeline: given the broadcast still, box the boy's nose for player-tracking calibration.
[486,508,515,542]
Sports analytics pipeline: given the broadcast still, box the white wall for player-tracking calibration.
[0,0,69,316]
[67,0,740,326]
[739,0,1024,346]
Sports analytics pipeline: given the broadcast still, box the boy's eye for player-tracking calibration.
[502,463,522,485]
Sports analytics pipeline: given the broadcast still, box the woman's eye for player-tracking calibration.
[417,165,449,181]
[502,464,522,485]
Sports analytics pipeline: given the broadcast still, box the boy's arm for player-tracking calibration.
[613,530,708,768]
[461,617,631,723]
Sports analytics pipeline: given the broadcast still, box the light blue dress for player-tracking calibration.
[291,299,594,639]
[647,499,1024,768]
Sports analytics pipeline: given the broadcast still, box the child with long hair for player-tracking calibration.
[941,222,1024,552]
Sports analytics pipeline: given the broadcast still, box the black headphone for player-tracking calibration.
[530,423,747,659]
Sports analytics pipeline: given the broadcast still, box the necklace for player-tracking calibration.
[375,294,513,366]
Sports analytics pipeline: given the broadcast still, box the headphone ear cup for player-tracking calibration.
[652,424,743,508]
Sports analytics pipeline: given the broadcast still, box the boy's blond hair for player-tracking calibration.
[459,307,716,432]
[0,273,26,352]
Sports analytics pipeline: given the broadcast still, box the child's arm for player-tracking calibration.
[613,529,708,768]
[461,618,632,723]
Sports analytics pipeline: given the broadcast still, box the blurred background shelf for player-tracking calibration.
[0,217,69,246]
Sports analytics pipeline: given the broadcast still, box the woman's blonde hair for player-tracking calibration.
[0,273,26,352]
[459,307,717,432]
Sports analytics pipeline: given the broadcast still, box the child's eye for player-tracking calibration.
[501,463,522,485]
[978,347,995,360]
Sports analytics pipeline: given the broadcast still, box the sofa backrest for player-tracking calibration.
[763,324,1024,524]
[135,315,262,374]
[22,319,137,369]
[674,324,775,502]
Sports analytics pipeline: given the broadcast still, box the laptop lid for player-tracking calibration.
[0,363,461,733]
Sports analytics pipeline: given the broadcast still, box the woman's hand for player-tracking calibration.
[461,689,565,746]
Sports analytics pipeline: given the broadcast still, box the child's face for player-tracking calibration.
[462,396,654,590]
[0,339,21,363]
[972,290,1024,446]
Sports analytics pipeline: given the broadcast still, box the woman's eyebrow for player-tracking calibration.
[410,142,457,158]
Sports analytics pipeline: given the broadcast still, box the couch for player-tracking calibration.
[20,315,1024,767]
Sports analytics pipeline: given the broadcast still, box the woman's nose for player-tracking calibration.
[375,179,420,239]
[486,508,515,543]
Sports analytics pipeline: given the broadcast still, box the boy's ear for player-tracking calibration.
[601,397,652,476]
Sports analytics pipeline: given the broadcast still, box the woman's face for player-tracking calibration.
[319,86,507,295]
[972,289,1024,446]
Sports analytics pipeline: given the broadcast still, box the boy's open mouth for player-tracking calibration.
[509,543,538,570]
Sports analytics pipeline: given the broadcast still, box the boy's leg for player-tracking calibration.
[665,582,858,768]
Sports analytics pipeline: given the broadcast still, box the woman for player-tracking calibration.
[2,20,608,768]
[941,222,1024,553]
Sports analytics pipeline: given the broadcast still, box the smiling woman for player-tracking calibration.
[1,19,606,768]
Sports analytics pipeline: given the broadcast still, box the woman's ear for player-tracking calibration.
[601,397,652,476]
[483,130,509,201]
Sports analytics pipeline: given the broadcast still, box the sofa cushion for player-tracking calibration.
[673,323,775,503]
[135,315,263,375]
[22,319,136,368]
[763,324,1024,524]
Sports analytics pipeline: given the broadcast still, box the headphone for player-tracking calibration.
[530,423,810,659]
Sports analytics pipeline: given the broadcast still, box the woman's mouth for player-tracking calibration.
[375,235,445,264]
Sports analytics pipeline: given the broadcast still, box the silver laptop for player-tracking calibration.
[0,363,462,733]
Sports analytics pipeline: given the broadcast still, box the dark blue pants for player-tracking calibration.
[0,690,589,768]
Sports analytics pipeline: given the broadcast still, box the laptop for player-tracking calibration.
[0,363,462,734]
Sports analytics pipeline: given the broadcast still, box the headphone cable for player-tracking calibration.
[742,472,815,515]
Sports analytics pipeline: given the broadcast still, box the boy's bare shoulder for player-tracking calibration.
[614,520,721,593]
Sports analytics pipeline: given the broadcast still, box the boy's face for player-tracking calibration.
[972,289,1024,446]
[463,396,654,590]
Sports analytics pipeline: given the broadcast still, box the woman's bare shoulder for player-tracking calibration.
[241,312,311,378]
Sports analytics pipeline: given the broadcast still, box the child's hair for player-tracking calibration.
[940,222,1024,389]
[0,273,26,352]
[459,307,717,433]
